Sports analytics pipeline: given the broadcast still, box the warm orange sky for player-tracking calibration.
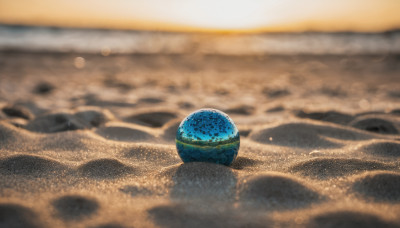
[0,0,400,32]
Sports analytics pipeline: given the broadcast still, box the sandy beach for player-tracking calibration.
[1,50,400,228]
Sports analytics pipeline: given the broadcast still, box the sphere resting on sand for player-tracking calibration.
[176,109,240,166]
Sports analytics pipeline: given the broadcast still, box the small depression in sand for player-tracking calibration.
[224,104,255,116]
[295,110,354,125]
[24,107,113,133]
[349,116,399,135]
[91,223,127,228]
[137,97,165,104]
[25,111,106,133]
[1,104,34,120]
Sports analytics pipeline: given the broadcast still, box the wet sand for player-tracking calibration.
[0,51,400,227]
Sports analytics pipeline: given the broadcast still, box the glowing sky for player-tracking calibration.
[0,0,399,32]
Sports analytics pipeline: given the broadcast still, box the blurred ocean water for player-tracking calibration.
[0,25,399,55]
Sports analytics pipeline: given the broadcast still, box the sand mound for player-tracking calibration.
[0,154,67,176]
[78,158,137,179]
[352,171,400,202]
[124,111,177,128]
[295,110,353,125]
[349,116,398,134]
[0,122,25,143]
[159,162,237,200]
[148,204,268,228]
[307,210,399,228]
[250,122,373,149]
[359,141,400,157]
[96,126,155,142]
[250,123,340,149]
[290,158,391,179]
[52,195,99,220]
[0,203,44,228]
[238,172,321,209]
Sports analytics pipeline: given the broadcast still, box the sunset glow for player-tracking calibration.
[0,0,399,32]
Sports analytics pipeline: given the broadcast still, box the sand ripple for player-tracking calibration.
[290,158,392,179]
[159,162,237,200]
[250,122,373,149]
[124,111,177,128]
[239,172,322,209]
[1,104,34,120]
[0,203,44,228]
[52,195,99,220]
[307,210,399,228]
[359,141,400,157]
[352,171,400,202]
[25,107,113,133]
[148,204,268,228]
[0,154,66,176]
[295,110,353,125]
[350,116,398,135]
[96,126,155,142]
[78,158,137,179]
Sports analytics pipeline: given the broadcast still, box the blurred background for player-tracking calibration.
[1,0,399,115]
[0,0,400,55]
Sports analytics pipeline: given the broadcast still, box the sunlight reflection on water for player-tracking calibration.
[0,25,399,55]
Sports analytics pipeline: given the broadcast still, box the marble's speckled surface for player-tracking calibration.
[176,109,240,166]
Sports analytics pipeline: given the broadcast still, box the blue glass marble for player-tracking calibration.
[176,109,240,166]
